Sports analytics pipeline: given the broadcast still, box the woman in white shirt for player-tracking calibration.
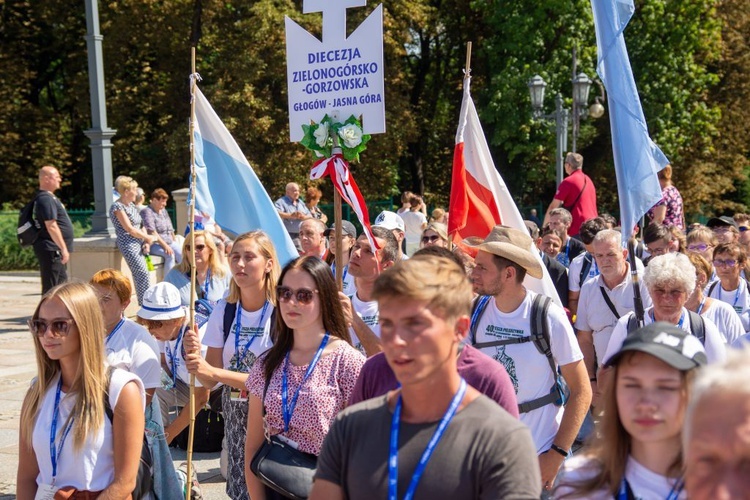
[555,322,706,499]
[16,282,145,498]
[184,230,280,500]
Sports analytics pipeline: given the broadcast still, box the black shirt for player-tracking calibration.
[34,190,74,252]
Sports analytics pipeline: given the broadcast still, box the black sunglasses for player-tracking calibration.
[186,244,206,251]
[28,318,76,337]
[421,235,441,244]
[276,286,319,305]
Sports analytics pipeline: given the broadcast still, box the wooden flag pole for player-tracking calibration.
[185,45,198,500]
[465,42,472,79]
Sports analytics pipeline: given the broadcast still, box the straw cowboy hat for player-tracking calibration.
[466,225,543,279]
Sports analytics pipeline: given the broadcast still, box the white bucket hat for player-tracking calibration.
[137,282,185,321]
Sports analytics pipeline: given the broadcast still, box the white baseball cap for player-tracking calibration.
[374,211,405,232]
[137,282,185,321]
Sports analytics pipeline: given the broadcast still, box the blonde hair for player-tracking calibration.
[686,225,717,246]
[226,231,281,306]
[421,222,452,249]
[21,282,107,451]
[373,255,472,320]
[114,176,137,195]
[175,230,227,278]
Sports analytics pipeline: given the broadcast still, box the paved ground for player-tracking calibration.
[0,273,228,499]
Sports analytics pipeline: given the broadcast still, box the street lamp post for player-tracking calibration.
[528,53,597,188]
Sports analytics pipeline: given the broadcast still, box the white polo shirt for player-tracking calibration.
[575,265,652,363]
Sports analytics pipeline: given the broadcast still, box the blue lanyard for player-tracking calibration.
[281,333,330,432]
[202,269,212,298]
[651,309,685,329]
[617,476,683,500]
[50,377,75,483]
[696,297,706,315]
[719,280,742,308]
[388,378,467,500]
[166,325,186,387]
[332,263,350,284]
[105,318,125,346]
[234,301,269,369]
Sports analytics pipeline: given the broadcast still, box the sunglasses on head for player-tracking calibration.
[186,244,206,251]
[276,286,319,304]
[421,235,441,244]
[28,318,75,337]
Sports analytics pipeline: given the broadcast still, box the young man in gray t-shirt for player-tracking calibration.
[310,256,541,499]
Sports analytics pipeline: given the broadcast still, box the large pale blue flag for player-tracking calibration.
[591,0,669,241]
[193,87,298,265]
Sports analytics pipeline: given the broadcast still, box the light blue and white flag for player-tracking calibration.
[591,0,669,242]
[193,86,298,266]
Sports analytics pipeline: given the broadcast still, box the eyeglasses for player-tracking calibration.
[276,286,319,304]
[651,288,686,298]
[740,226,749,233]
[28,318,75,337]
[712,227,733,233]
[687,243,711,253]
[186,244,206,251]
[421,235,441,244]
[713,259,738,268]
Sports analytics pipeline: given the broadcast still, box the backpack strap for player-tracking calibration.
[518,295,561,414]
[103,366,115,422]
[707,281,718,297]
[626,313,638,334]
[469,295,492,345]
[223,301,238,344]
[579,253,593,288]
[687,310,706,345]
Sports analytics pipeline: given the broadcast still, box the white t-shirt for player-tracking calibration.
[159,322,209,387]
[575,267,652,364]
[400,211,427,246]
[472,291,583,452]
[702,298,744,344]
[349,293,380,355]
[556,454,687,499]
[32,369,145,492]
[203,299,274,372]
[603,307,726,364]
[105,319,161,390]
[568,252,599,293]
[706,279,750,332]
[331,262,357,297]
[733,332,750,348]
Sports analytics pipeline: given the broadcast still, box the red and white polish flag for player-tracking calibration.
[448,76,562,305]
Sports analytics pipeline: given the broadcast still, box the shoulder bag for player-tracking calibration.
[249,376,317,500]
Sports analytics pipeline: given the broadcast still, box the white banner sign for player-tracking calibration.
[285,1,385,142]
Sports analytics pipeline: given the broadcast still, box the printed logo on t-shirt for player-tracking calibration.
[483,325,524,338]
[495,346,519,394]
[361,314,378,326]
[230,324,264,372]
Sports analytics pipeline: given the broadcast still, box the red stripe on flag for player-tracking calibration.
[449,142,500,244]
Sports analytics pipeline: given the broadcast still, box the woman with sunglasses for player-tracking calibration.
[244,256,365,499]
[17,282,146,498]
[685,253,744,345]
[164,229,230,308]
[706,242,750,333]
[184,231,280,500]
[556,322,705,498]
[419,221,452,250]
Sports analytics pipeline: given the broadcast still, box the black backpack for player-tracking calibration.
[103,367,153,499]
[579,253,594,288]
[626,311,706,344]
[470,294,570,414]
[17,192,50,247]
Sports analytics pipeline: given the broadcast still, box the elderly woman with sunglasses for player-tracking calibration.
[184,231,280,500]
[244,256,365,499]
[706,242,750,333]
[17,282,145,498]
[163,230,230,308]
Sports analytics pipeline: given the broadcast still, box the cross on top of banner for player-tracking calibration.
[303,0,367,42]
